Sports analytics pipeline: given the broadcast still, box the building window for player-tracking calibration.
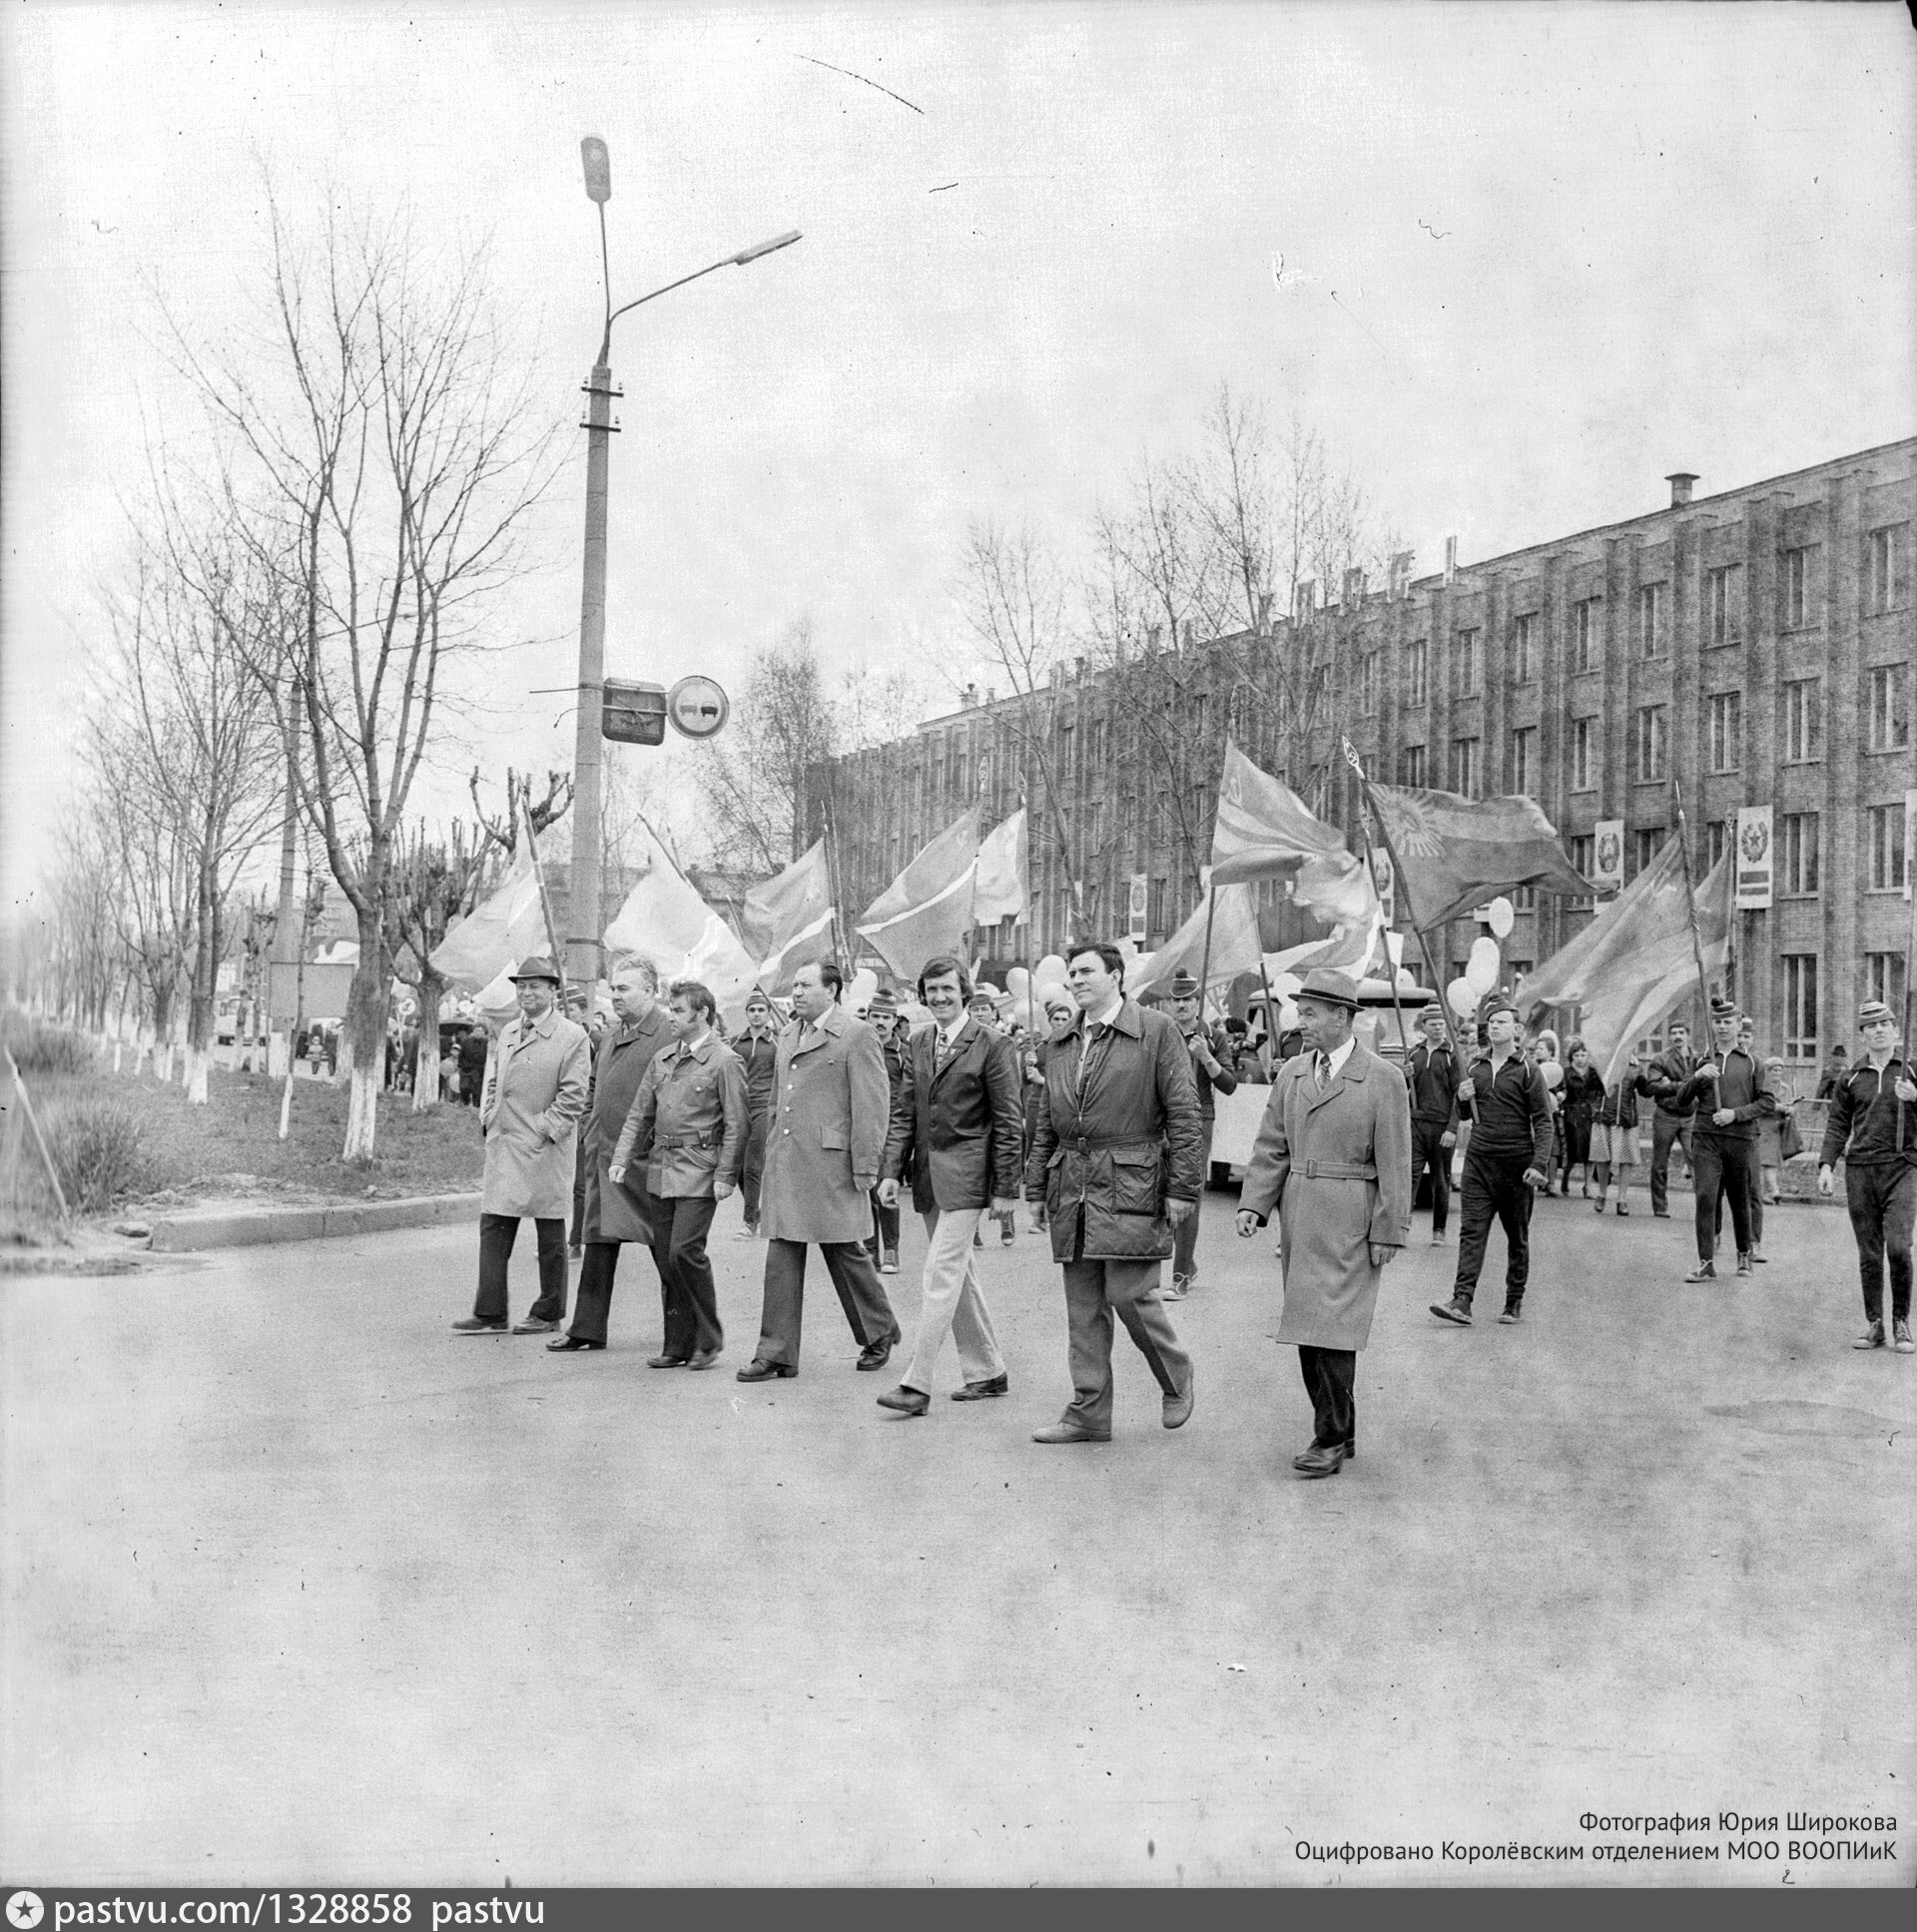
[1707,563,1744,646]
[1636,582,1666,658]
[1399,744,1427,787]
[1707,819,1730,870]
[1513,885,1538,912]
[1778,813,1819,896]
[1568,834,1596,909]
[1450,736,1481,798]
[1405,639,1429,708]
[1706,691,1742,773]
[1513,612,1538,684]
[1782,677,1822,763]
[1868,523,1909,614]
[1451,629,1480,699]
[1570,717,1596,792]
[1866,664,1910,751]
[1571,598,1600,672]
[1632,827,1665,873]
[1358,651,1380,717]
[1867,802,1908,892]
[1783,956,1819,1061]
[1865,953,1908,1016]
[1149,876,1168,939]
[1632,704,1668,783]
[1509,726,1537,797]
[1781,544,1821,629]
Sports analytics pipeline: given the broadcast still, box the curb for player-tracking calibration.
[148,1192,483,1253]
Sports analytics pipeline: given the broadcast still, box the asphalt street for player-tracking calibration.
[3,1185,1912,1886]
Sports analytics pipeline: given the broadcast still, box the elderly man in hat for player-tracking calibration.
[1235,967,1411,1477]
[1673,996,1774,1283]
[1402,1003,1461,1246]
[1818,998,1917,1351]
[1430,995,1553,1327]
[1024,940,1201,1444]
[1164,967,1237,1299]
[452,957,592,1335]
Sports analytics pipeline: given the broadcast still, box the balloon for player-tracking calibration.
[1447,976,1478,1018]
[1035,954,1069,987]
[1005,966,1031,999]
[1487,896,1516,940]
[847,967,879,1012]
[1277,999,1300,1034]
[1466,937,1501,995]
[1542,1059,1565,1091]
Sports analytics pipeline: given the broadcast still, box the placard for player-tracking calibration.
[1592,819,1624,892]
[1734,804,1773,911]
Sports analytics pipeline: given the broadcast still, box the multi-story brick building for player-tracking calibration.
[815,437,1915,1065]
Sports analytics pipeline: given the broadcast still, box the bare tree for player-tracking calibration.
[169,195,563,1157]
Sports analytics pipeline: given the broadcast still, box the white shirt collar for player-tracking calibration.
[1320,1036,1356,1078]
[939,1015,967,1049]
[1088,995,1123,1030]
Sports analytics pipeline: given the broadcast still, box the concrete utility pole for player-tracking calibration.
[568,133,799,991]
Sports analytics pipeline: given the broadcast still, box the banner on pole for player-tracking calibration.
[1127,873,1148,942]
[1734,805,1773,911]
[1593,820,1624,894]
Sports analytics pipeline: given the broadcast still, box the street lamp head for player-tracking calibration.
[731,229,802,266]
[581,136,611,205]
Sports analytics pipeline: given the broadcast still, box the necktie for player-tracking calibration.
[1315,1052,1330,1091]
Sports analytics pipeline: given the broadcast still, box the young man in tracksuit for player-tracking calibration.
[1431,998,1554,1327]
[1676,998,1774,1283]
[1818,997,1917,1351]
[1402,1003,1461,1247]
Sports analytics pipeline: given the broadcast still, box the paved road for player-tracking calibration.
[4,1186,1911,1885]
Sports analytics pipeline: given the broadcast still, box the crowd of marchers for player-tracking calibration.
[445,946,1917,1481]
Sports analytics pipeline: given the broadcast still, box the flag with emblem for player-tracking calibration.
[1209,742,1377,929]
[1362,781,1592,930]
[855,805,982,979]
[739,838,837,992]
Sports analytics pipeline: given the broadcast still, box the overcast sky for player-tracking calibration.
[5,0,1914,912]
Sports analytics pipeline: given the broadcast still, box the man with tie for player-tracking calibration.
[1024,940,1202,1444]
[737,959,903,1381]
[874,955,1023,1415]
[1164,967,1237,1298]
[1235,968,1413,1476]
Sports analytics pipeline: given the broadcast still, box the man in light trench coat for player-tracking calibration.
[452,957,593,1335]
[737,958,903,1380]
[1236,967,1412,1476]
[547,954,672,1353]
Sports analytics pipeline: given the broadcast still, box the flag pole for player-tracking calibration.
[1668,774,1716,1029]
[1351,797,1410,1060]
[821,793,851,978]
[522,782,566,980]
[1196,879,1219,1005]
[1343,739,1454,1059]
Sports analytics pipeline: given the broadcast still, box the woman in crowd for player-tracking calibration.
[1558,1038,1605,1197]
[1590,1054,1641,1216]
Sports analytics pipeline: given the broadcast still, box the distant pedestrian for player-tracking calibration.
[1590,1057,1641,1216]
[1677,998,1774,1282]
[1558,1040,1604,1197]
[1164,968,1236,1299]
[456,1022,489,1106]
[1815,1043,1849,1101]
[451,958,591,1336]
[1634,1021,1698,1217]
[1757,1055,1797,1206]
[734,989,781,1240]
[1402,1004,1460,1247]
[1818,999,1916,1352]
[867,988,907,1273]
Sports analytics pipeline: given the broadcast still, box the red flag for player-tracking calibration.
[854,806,981,980]
[1364,782,1591,930]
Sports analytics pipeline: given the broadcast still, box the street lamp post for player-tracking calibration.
[568,135,800,991]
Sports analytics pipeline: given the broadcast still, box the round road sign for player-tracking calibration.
[666,675,730,741]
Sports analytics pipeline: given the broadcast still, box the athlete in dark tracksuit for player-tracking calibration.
[1402,1019,1460,1242]
[1674,1015,1773,1280]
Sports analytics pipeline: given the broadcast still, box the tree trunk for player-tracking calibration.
[339,906,387,1160]
[411,970,445,1110]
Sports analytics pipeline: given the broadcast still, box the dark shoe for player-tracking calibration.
[1430,1297,1473,1326]
[736,1359,797,1382]
[1430,1230,1447,1246]
[1162,1274,1190,1302]
[856,1336,898,1372]
[685,1347,723,1371]
[1162,1365,1195,1430]
[1853,1321,1886,1350]
[1616,1204,1629,1217]
[1292,1440,1355,1471]
[451,1317,508,1334]
[646,1353,690,1369]
[951,1374,1009,1402]
[877,1385,930,1417]
[880,1250,900,1275]
[1498,1307,1522,1325]
[1032,1420,1110,1444]
[1683,1262,1717,1282]
[547,1334,604,1352]
[1894,1319,1915,1353]
[512,1316,560,1334]
[1735,1253,1754,1278]
[972,1231,985,1248]
[1653,1210,1670,1219]
[1293,1442,1347,1479]
[1594,1198,1607,1216]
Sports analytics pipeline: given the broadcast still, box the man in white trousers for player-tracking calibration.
[874,956,1023,1414]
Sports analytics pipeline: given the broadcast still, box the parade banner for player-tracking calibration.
[739,838,836,992]
[1210,742,1375,930]
[1734,805,1774,910]
[1364,781,1592,929]
[855,805,981,980]
[1592,819,1625,894]
[428,850,545,993]
[1127,883,1262,999]
[972,808,1028,926]
[603,822,761,1010]
[1126,873,1148,941]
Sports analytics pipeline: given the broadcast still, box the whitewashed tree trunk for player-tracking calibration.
[279,1069,295,1140]
[113,1038,124,1073]
[156,1040,174,1082]
[341,1062,378,1160]
[186,1043,210,1105]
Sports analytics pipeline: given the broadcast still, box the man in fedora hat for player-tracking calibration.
[1673,996,1774,1283]
[1236,967,1411,1477]
[1164,967,1237,1298]
[452,957,592,1336]
[1818,998,1917,1351]
[1402,1003,1460,1247]
[1430,994,1553,1327]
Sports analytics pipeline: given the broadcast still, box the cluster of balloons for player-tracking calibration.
[1444,897,1516,1019]
[1003,957,1070,1005]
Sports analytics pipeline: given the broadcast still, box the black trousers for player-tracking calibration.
[741,1112,769,1228]
[474,1213,567,1324]
[568,1138,589,1247]
[1452,1152,1534,1308]
[1691,1135,1757,1263]
[1298,1346,1356,1451]
[869,1187,901,1259]
[568,1239,667,1345]
[651,1194,722,1357]
[754,1238,900,1369]
[1647,1110,1692,1215]
[1846,1163,1915,1324]
[1411,1118,1452,1233]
